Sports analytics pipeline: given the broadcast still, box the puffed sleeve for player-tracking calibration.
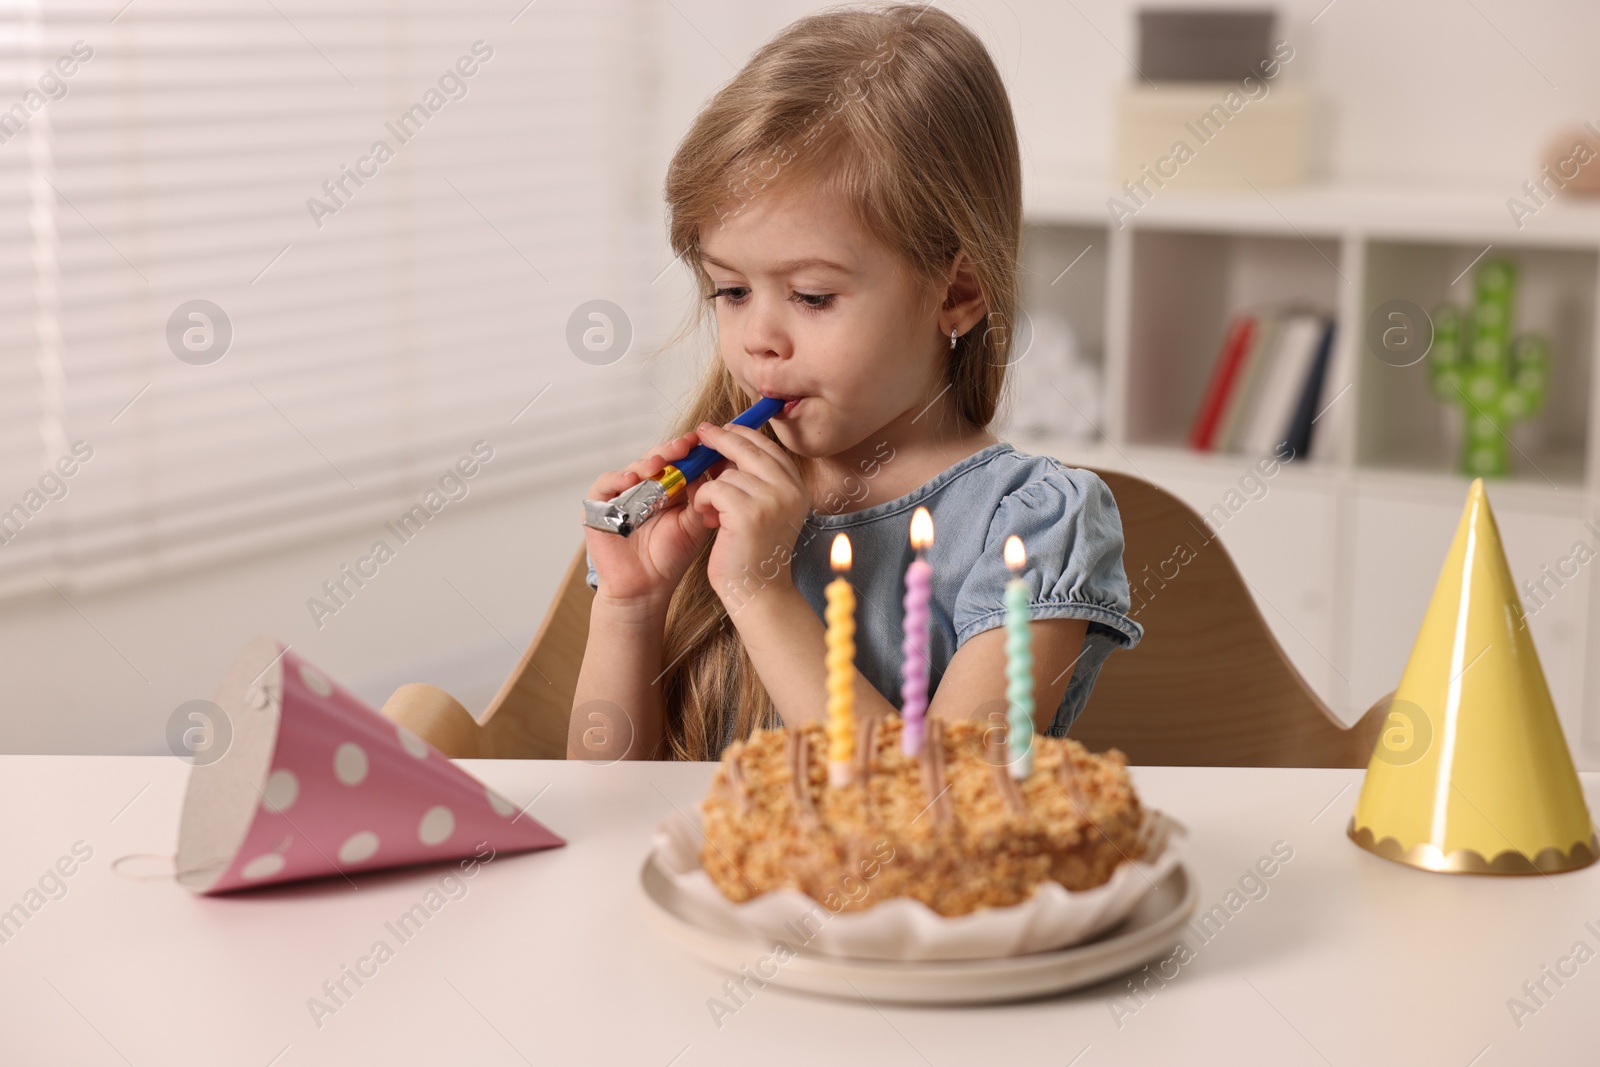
[951,466,1143,736]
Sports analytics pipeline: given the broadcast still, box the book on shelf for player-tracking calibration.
[1187,313,1257,451]
[1189,308,1334,458]
[1239,312,1324,456]
[1213,316,1282,453]
[1285,319,1337,461]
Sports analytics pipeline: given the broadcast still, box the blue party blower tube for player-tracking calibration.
[581,395,785,536]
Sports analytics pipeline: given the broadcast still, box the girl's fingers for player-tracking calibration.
[705,468,763,499]
[586,468,639,501]
[696,423,796,485]
[680,481,718,530]
[687,486,716,528]
[622,431,701,481]
[664,429,702,462]
[623,451,670,481]
[735,422,803,482]
[691,475,752,520]
[586,429,700,516]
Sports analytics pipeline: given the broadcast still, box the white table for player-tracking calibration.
[1,756,1595,1065]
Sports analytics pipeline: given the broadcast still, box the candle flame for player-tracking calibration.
[831,532,852,571]
[1004,534,1026,571]
[909,506,934,551]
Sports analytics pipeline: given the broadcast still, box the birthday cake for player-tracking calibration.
[697,714,1156,919]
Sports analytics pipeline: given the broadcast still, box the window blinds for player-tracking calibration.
[0,0,661,600]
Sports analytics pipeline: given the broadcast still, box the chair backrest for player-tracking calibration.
[381,467,1387,766]
[1068,469,1386,767]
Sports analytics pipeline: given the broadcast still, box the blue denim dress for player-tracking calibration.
[588,442,1143,757]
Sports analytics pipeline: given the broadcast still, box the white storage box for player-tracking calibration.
[1114,82,1311,190]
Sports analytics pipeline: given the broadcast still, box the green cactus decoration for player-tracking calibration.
[1428,259,1549,478]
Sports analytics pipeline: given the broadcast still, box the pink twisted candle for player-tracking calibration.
[901,507,934,756]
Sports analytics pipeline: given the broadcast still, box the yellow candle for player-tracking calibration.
[825,532,855,787]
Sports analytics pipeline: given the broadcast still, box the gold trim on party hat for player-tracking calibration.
[1348,479,1597,875]
[1347,820,1598,874]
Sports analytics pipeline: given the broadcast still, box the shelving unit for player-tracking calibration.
[1124,227,1344,451]
[1011,181,1600,767]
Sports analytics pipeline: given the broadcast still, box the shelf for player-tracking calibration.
[1013,194,1600,750]
[1004,221,1109,442]
[1041,435,1587,509]
[1024,178,1600,247]
[1033,437,1338,487]
[1123,227,1343,450]
[1020,222,1108,357]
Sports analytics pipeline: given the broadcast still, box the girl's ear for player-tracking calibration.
[940,250,987,337]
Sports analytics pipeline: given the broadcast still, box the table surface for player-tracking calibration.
[2,756,1597,1066]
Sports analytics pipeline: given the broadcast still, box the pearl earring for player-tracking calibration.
[949,327,958,350]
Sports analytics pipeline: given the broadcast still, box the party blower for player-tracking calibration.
[582,395,785,536]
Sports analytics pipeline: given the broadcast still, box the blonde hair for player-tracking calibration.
[653,2,1022,759]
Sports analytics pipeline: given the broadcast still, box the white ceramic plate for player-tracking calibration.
[650,810,1188,961]
[639,851,1199,1005]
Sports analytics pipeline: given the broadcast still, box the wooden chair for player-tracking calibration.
[379,467,1389,766]
[1066,469,1387,767]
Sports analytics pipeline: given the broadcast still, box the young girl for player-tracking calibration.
[568,3,1141,762]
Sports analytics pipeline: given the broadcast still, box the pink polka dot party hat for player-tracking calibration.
[175,635,565,894]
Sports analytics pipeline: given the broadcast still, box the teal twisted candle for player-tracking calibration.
[1003,536,1034,779]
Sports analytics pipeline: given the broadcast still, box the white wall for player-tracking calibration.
[0,473,593,754]
[650,0,1600,192]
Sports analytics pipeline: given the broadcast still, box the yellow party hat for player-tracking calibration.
[1349,479,1597,874]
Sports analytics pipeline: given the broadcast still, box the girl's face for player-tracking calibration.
[698,181,947,460]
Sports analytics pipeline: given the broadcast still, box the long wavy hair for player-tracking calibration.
[652,2,1022,759]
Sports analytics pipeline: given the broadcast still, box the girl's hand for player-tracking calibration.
[690,422,811,610]
[582,432,715,612]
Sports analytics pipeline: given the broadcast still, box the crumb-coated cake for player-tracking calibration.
[697,714,1157,918]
